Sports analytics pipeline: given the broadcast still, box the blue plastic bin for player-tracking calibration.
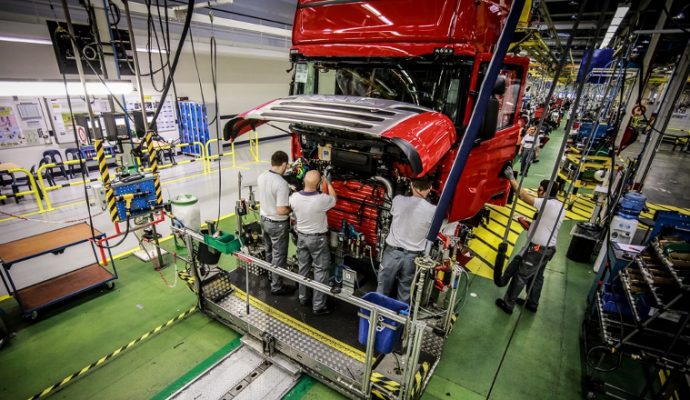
[358,292,409,354]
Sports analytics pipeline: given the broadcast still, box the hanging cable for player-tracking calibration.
[209,13,223,223]
[144,0,195,124]
[494,0,590,287]
[486,0,612,398]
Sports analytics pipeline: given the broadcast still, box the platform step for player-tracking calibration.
[168,344,301,400]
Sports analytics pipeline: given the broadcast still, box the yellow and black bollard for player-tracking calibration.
[95,139,119,223]
[144,131,163,206]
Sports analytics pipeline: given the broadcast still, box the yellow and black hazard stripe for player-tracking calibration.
[410,361,431,398]
[144,132,163,206]
[370,372,401,399]
[178,269,196,290]
[95,139,118,223]
[26,306,197,400]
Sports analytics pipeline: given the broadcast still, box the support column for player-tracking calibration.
[615,0,673,148]
[633,38,690,187]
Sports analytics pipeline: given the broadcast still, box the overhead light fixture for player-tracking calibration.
[0,35,165,54]
[568,0,579,6]
[0,35,53,45]
[0,80,135,97]
[600,5,630,49]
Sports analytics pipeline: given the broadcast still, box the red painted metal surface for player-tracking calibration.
[294,0,511,53]
[381,111,456,177]
[327,179,387,251]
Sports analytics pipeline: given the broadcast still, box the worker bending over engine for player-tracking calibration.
[290,170,337,315]
[377,178,436,304]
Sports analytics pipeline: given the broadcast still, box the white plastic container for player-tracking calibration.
[609,215,639,244]
[171,194,201,231]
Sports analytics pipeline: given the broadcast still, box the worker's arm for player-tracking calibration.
[276,206,291,215]
[504,166,537,206]
[276,183,292,215]
[325,179,337,202]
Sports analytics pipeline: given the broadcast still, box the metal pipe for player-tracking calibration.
[361,308,379,396]
[59,0,103,140]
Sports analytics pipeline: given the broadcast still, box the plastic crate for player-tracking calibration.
[203,231,241,254]
[358,292,409,354]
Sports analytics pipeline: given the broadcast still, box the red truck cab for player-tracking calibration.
[225,0,528,258]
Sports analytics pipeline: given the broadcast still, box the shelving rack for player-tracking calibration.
[583,236,689,399]
[0,223,118,319]
[178,101,209,157]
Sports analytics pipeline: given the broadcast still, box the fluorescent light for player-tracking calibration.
[0,35,53,45]
[0,80,135,97]
[0,35,166,54]
[600,5,630,49]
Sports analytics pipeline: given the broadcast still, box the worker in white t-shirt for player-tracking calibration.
[518,124,539,176]
[377,178,436,304]
[496,166,564,314]
[289,170,337,315]
[257,151,295,296]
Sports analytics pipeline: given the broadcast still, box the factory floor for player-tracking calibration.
[0,128,683,400]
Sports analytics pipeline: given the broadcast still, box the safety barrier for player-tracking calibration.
[136,141,206,173]
[204,138,235,171]
[0,166,44,212]
[36,161,102,212]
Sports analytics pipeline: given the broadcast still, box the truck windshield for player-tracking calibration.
[292,62,472,125]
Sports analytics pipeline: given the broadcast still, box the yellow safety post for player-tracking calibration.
[95,139,119,223]
[205,138,236,172]
[144,132,163,206]
[5,167,45,213]
[249,129,260,162]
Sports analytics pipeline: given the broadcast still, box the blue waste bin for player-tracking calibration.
[358,292,409,354]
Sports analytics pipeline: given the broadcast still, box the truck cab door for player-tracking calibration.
[445,54,529,221]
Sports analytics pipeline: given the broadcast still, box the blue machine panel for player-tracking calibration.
[112,176,158,220]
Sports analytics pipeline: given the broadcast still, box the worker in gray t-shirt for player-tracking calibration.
[377,178,436,304]
[289,170,337,315]
[496,166,564,315]
[257,151,295,295]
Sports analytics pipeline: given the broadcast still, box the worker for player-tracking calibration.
[289,170,337,315]
[496,167,564,314]
[377,178,436,304]
[257,151,295,296]
[518,124,539,176]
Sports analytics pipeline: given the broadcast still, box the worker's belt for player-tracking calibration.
[297,231,328,236]
[261,216,288,223]
[389,246,423,255]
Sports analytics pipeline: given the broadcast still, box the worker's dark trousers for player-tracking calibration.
[297,233,331,311]
[520,148,535,176]
[261,217,290,292]
[377,247,418,304]
[503,246,556,310]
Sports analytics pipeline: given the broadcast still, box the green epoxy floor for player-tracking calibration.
[0,127,598,400]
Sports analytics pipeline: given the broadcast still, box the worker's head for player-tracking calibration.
[527,124,537,135]
[271,151,289,174]
[411,178,432,199]
[538,180,558,198]
[303,170,321,191]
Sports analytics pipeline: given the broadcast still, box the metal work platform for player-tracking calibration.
[168,337,301,400]
[198,268,441,399]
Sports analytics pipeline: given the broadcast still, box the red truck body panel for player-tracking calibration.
[294,0,510,53]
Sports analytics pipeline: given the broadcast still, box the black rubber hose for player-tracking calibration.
[145,0,194,123]
[493,242,509,286]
